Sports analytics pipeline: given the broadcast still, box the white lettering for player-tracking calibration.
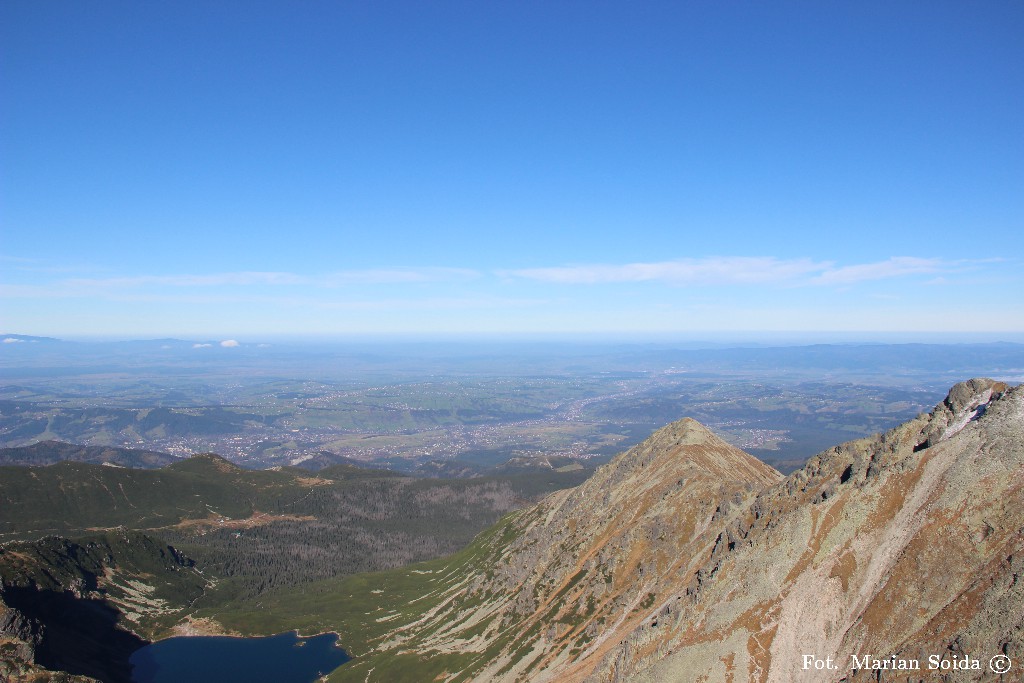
[802,655,838,670]
[850,654,873,669]
[851,654,920,670]
[929,654,981,670]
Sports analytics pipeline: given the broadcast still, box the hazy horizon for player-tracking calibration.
[6,330,1024,347]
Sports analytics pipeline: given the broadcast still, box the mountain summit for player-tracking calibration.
[328,379,1022,682]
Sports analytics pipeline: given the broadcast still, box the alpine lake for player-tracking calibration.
[129,631,349,683]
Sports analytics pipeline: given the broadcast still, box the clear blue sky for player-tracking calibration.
[2,1,1022,339]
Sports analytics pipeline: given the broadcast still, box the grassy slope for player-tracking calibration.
[203,510,531,682]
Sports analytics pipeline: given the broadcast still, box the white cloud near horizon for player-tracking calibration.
[501,257,827,285]
[56,267,481,290]
[809,257,944,285]
[0,258,1000,308]
[502,256,966,287]
[50,272,305,290]
[0,269,483,302]
[219,339,240,347]
[320,268,479,285]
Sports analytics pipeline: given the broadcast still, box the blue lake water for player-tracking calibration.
[129,630,349,683]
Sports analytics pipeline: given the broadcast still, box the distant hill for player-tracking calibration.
[289,450,392,471]
[0,334,63,344]
[416,454,593,478]
[0,403,272,447]
[415,459,486,478]
[0,440,177,468]
[487,454,590,475]
[314,461,406,480]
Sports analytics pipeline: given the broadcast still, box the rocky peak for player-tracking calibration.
[644,417,722,447]
[914,377,1009,451]
[599,416,780,491]
[943,377,1007,414]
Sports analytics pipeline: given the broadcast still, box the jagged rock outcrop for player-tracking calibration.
[336,379,1022,683]
[1,603,100,682]
[1,603,44,676]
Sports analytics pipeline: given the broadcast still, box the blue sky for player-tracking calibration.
[2,1,1022,339]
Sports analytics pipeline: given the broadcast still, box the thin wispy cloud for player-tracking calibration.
[306,296,547,311]
[0,284,247,301]
[0,258,1007,309]
[319,268,480,286]
[501,257,826,285]
[64,272,306,288]
[502,256,976,287]
[0,283,85,298]
[809,257,944,285]
[58,268,480,290]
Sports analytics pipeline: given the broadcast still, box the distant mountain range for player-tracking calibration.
[1,334,62,344]
[4,335,1023,380]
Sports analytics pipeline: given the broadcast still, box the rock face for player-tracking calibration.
[344,379,1022,682]
[594,378,1020,683]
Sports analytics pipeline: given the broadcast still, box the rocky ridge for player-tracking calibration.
[332,379,1022,683]
[593,378,1021,683]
